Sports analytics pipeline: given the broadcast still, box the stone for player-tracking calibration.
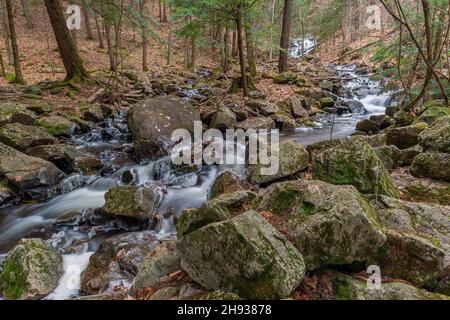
[399,145,423,166]
[373,145,401,170]
[0,123,58,152]
[345,99,366,115]
[393,111,415,127]
[246,100,279,116]
[287,96,309,118]
[0,142,65,198]
[415,107,450,125]
[133,241,180,289]
[177,211,306,299]
[416,100,446,116]
[411,152,450,182]
[0,102,36,126]
[0,239,63,300]
[356,119,380,134]
[102,185,163,221]
[386,122,428,150]
[80,103,105,122]
[248,140,309,185]
[235,117,276,131]
[150,287,180,300]
[38,116,78,137]
[127,96,200,162]
[210,170,250,199]
[197,291,241,300]
[209,106,237,131]
[312,139,400,198]
[419,116,450,153]
[319,97,335,109]
[0,178,16,205]
[253,180,386,269]
[385,105,400,117]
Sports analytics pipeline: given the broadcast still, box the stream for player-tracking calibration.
[0,65,390,300]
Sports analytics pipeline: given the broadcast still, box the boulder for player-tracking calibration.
[0,123,58,152]
[331,272,449,300]
[411,152,450,182]
[312,139,400,198]
[386,122,427,150]
[345,99,366,115]
[177,210,306,299]
[356,119,380,134]
[287,96,309,118]
[248,140,309,185]
[385,105,400,117]
[38,116,78,137]
[404,179,450,206]
[416,100,446,116]
[26,101,53,114]
[0,178,16,205]
[0,142,65,198]
[210,170,250,199]
[198,291,241,300]
[415,107,450,125]
[253,180,386,269]
[0,239,63,300]
[319,97,335,109]
[102,185,163,221]
[209,106,237,131]
[235,117,276,131]
[80,231,162,295]
[127,96,200,161]
[246,100,279,116]
[133,241,180,289]
[373,145,401,170]
[399,145,423,166]
[370,196,450,288]
[79,103,105,123]
[419,116,450,153]
[273,73,304,85]
[0,102,36,126]
[393,111,415,127]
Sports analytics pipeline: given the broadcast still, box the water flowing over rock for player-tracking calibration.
[312,139,400,198]
[0,239,63,300]
[0,142,66,198]
[253,180,386,270]
[127,96,200,162]
[177,210,306,299]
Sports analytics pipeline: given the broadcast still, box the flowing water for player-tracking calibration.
[0,65,389,299]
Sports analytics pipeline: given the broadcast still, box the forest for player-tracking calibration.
[0,0,449,302]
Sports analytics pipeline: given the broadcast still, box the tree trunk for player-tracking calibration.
[278,0,293,73]
[139,0,148,71]
[236,3,248,97]
[44,0,88,81]
[245,24,257,77]
[82,2,94,40]
[0,48,5,76]
[104,19,116,71]
[269,0,275,60]
[222,26,230,73]
[0,0,12,64]
[167,6,173,65]
[20,0,33,28]
[232,31,238,58]
[5,0,24,83]
[94,13,105,48]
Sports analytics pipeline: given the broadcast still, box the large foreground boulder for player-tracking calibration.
[0,239,63,300]
[312,139,400,198]
[127,96,200,162]
[0,102,36,126]
[253,180,386,269]
[0,123,58,151]
[177,211,306,299]
[0,142,65,198]
[419,116,450,153]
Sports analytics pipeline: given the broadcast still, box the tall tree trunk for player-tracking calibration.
[94,13,105,48]
[82,2,94,40]
[236,3,248,97]
[0,0,12,64]
[5,0,24,83]
[20,0,33,28]
[278,0,293,73]
[0,48,5,76]
[269,0,275,60]
[167,6,173,65]
[158,0,162,24]
[104,19,116,71]
[245,24,257,77]
[44,0,88,81]
[139,0,148,71]
[222,26,230,73]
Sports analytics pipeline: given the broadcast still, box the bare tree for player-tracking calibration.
[5,0,24,83]
[279,0,293,73]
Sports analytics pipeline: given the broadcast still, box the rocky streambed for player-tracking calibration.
[0,63,449,300]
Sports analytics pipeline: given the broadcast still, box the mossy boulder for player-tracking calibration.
[416,100,446,116]
[285,96,309,118]
[399,145,423,166]
[25,101,54,114]
[370,196,450,288]
[247,100,279,116]
[331,272,449,300]
[38,116,78,137]
[0,123,58,152]
[373,145,401,170]
[79,103,104,123]
[0,102,36,126]
[133,241,180,289]
[319,97,335,109]
[273,73,305,85]
[404,179,450,206]
[177,190,256,237]
[210,170,251,199]
[312,139,400,198]
[248,140,309,185]
[356,119,380,134]
[411,152,450,182]
[415,107,450,125]
[235,117,276,130]
[386,122,428,150]
[209,106,237,131]
[0,238,63,300]
[253,180,386,270]
[197,291,241,300]
[102,185,163,221]
[419,116,450,153]
[177,210,306,299]
[393,111,415,127]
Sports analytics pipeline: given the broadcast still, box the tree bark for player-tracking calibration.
[82,2,94,40]
[0,0,12,64]
[5,0,24,83]
[20,0,33,28]
[245,24,257,77]
[278,0,293,73]
[104,19,116,71]
[0,48,5,76]
[236,3,248,97]
[139,0,148,71]
[94,13,105,48]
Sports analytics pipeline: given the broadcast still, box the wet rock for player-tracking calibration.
[253,180,386,269]
[210,170,250,199]
[177,210,306,299]
[0,178,16,205]
[386,122,428,150]
[331,272,449,300]
[393,111,415,127]
[102,185,163,221]
[0,123,58,152]
[0,238,63,300]
[0,142,65,198]
[133,241,180,289]
[286,96,309,118]
[419,116,450,153]
[176,190,256,237]
[80,103,105,123]
[370,196,450,288]
[345,99,366,115]
[411,152,450,182]
[373,145,401,170]
[248,140,309,185]
[0,102,36,126]
[38,116,78,137]
[312,139,400,197]
[370,114,392,130]
[356,119,380,134]
[209,106,237,131]
[247,100,279,116]
[415,107,450,125]
[80,231,164,295]
[319,97,335,109]
[127,96,200,162]
[235,117,275,130]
